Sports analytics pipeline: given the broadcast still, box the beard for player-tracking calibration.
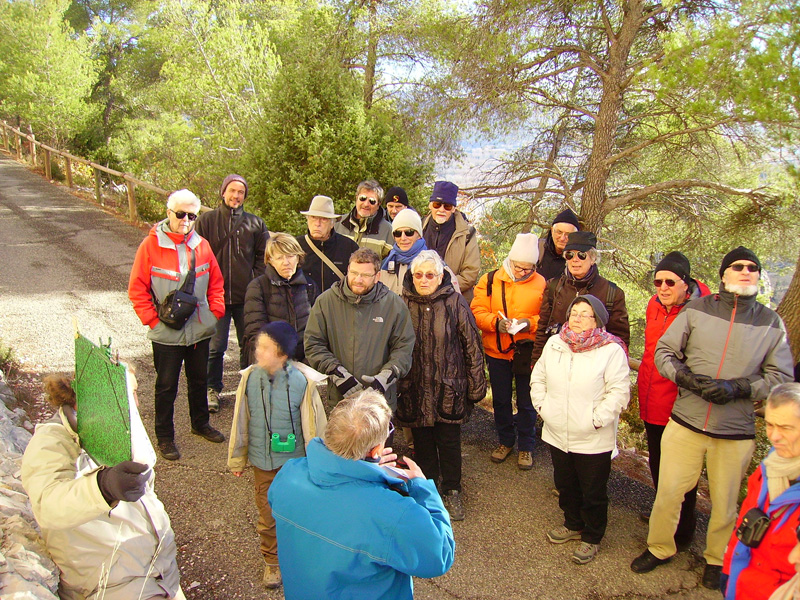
[724,282,759,296]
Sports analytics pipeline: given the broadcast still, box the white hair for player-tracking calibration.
[323,390,391,460]
[167,189,201,211]
[410,250,444,276]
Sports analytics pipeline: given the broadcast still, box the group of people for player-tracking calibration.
[18,171,800,599]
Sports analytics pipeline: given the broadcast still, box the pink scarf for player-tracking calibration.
[559,323,628,355]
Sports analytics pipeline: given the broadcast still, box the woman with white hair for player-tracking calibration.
[397,250,486,520]
[129,189,226,461]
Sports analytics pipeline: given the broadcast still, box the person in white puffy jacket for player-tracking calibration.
[531,294,630,565]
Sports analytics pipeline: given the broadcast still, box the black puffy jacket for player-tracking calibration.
[296,231,359,293]
[242,264,317,363]
[195,203,269,304]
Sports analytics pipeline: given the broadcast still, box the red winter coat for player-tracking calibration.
[638,279,711,425]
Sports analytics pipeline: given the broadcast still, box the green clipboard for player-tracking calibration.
[74,332,132,467]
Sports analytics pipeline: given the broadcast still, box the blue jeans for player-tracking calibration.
[207,303,245,392]
[486,355,536,451]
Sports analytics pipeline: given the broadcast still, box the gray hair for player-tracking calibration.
[356,180,384,203]
[167,189,201,211]
[323,389,391,460]
[588,248,600,264]
[410,250,444,276]
[766,383,800,413]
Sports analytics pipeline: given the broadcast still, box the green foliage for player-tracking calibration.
[0,341,20,380]
[0,0,98,145]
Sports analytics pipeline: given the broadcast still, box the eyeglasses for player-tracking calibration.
[729,263,760,273]
[413,271,438,280]
[349,270,377,280]
[564,251,588,261]
[512,263,535,274]
[358,195,378,206]
[387,422,395,440]
[431,202,455,211]
[654,278,678,288]
[393,229,417,238]
[169,209,198,221]
[569,312,596,321]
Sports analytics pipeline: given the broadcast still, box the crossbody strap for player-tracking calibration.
[214,213,247,262]
[304,235,345,280]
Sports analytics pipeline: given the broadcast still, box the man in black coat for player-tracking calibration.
[536,208,580,281]
[297,196,359,294]
[195,174,269,412]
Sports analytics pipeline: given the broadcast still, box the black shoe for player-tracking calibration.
[158,439,180,461]
[191,424,225,443]
[631,550,670,573]
[675,536,693,552]
[442,490,465,521]
[702,564,722,590]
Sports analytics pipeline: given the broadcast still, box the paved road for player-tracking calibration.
[0,153,720,599]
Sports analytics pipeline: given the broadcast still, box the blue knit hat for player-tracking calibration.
[430,181,458,206]
[260,321,299,358]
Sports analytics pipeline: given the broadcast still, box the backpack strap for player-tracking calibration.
[486,269,497,297]
[605,281,618,311]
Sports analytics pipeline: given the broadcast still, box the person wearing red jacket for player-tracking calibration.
[128,189,226,461]
[636,252,711,547]
[722,383,800,600]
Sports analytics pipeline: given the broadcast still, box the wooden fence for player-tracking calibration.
[0,120,171,223]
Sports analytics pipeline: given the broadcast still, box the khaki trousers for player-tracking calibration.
[647,420,754,565]
[254,466,281,565]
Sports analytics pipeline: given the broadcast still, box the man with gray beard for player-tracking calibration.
[631,247,794,590]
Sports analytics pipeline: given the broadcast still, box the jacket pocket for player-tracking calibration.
[438,378,468,420]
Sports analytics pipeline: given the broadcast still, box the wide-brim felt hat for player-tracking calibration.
[300,195,341,219]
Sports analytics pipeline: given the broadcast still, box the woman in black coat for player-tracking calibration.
[397,250,486,521]
[243,233,317,364]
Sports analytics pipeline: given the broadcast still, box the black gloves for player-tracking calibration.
[96,461,149,505]
[362,369,396,394]
[700,378,752,405]
[330,366,364,398]
[674,369,713,396]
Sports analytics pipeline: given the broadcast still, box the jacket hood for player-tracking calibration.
[716,282,759,309]
[305,437,406,489]
[151,219,201,248]
[401,268,456,302]
[331,277,390,305]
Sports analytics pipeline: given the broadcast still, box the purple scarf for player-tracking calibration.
[559,323,628,355]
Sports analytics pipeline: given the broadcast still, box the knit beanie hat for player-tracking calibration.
[220,174,248,199]
[507,233,540,264]
[552,208,580,230]
[385,186,409,207]
[564,231,597,252]
[260,321,299,359]
[391,208,423,237]
[568,295,609,328]
[430,181,459,206]
[719,246,761,278]
[655,251,691,284]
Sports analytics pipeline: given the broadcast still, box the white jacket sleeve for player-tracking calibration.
[592,345,631,429]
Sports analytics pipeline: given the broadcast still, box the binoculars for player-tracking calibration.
[271,433,296,453]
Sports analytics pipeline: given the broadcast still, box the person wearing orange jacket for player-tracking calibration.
[636,252,711,546]
[128,189,226,461]
[471,233,546,470]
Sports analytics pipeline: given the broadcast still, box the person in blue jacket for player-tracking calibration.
[268,389,455,600]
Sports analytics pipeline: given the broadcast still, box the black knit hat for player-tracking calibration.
[385,186,409,207]
[260,321,299,359]
[655,251,691,284]
[568,295,609,328]
[552,208,580,230]
[719,246,761,278]
[564,231,597,252]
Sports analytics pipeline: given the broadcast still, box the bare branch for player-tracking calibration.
[607,179,775,212]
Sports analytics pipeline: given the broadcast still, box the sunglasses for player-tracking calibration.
[564,251,588,261]
[413,272,438,280]
[358,195,378,205]
[431,202,455,211]
[393,229,417,238]
[169,209,198,221]
[654,278,678,288]
[729,263,759,273]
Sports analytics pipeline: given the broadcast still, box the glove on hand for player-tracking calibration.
[674,369,714,396]
[498,319,512,334]
[701,378,752,405]
[330,366,364,398]
[362,369,396,395]
[516,318,531,333]
[96,461,149,505]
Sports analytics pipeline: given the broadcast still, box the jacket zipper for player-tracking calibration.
[702,295,737,431]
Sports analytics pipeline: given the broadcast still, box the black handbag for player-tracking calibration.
[512,340,534,375]
[157,248,199,330]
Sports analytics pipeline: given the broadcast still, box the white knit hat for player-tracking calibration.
[508,233,540,264]
[391,208,423,237]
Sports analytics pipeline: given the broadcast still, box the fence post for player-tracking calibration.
[65,157,73,188]
[27,126,36,167]
[44,149,52,180]
[95,168,103,205]
[1,123,7,152]
[15,132,21,160]
[126,178,138,222]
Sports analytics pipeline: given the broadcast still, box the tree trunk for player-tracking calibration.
[363,0,378,111]
[777,248,800,363]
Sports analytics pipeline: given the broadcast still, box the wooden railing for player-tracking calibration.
[1,120,170,223]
